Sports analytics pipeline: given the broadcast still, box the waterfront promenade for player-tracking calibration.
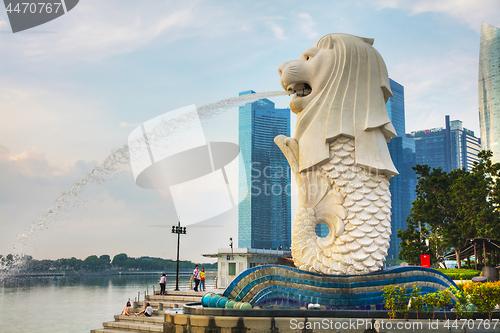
[91,288,497,333]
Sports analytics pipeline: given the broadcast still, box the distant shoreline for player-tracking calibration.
[1,269,217,278]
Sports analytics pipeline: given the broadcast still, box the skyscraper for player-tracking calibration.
[409,116,481,172]
[386,79,417,260]
[450,120,482,171]
[238,90,291,249]
[479,22,500,163]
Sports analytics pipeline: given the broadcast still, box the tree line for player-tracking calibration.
[0,253,217,272]
[398,151,500,268]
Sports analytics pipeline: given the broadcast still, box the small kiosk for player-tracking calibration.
[203,248,293,288]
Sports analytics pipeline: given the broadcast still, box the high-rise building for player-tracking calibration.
[238,90,291,249]
[450,120,482,171]
[386,79,417,260]
[479,22,500,163]
[409,116,481,172]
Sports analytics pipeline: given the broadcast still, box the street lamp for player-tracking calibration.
[171,220,186,291]
[229,237,233,260]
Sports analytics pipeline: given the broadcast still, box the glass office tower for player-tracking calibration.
[410,116,481,172]
[479,22,500,163]
[479,22,500,162]
[238,90,291,249]
[386,79,417,260]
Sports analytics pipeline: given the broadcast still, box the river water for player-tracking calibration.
[0,273,215,333]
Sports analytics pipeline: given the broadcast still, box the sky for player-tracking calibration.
[1,0,499,264]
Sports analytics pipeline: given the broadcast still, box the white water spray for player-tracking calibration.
[11,91,289,260]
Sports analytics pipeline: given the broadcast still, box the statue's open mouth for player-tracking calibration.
[287,82,312,98]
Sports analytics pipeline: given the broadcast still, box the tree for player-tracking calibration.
[404,152,500,268]
[84,255,99,271]
[398,218,430,265]
[428,229,451,268]
[112,253,128,268]
[99,255,111,269]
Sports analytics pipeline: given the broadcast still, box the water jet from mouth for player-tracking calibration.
[3,90,290,275]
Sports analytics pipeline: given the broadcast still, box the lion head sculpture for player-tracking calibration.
[278,33,398,177]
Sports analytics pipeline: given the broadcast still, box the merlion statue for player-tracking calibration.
[275,33,398,275]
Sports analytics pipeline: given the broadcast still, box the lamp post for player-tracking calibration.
[229,237,233,260]
[171,220,186,291]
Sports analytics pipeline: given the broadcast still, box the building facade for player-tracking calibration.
[386,79,417,260]
[203,248,293,288]
[238,90,291,249]
[409,116,481,172]
[479,22,500,163]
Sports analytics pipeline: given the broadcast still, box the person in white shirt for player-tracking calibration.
[159,273,167,295]
[193,265,200,292]
[137,302,153,317]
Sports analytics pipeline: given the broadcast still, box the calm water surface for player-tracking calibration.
[0,273,214,333]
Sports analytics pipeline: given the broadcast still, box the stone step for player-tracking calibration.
[91,329,145,333]
[103,320,163,332]
[128,308,163,316]
[114,315,164,324]
[146,295,201,303]
[136,300,187,309]
[162,290,210,297]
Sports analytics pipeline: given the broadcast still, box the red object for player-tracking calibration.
[420,254,431,268]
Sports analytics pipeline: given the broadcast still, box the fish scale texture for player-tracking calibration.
[291,136,391,275]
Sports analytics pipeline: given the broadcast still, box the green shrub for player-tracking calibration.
[424,292,440,320]
[462,281,500,321]
[449,286,473,319]
[437,289,454,320]
[382,285,409,320]
[409,285,424,320]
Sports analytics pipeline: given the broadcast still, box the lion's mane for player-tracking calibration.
[294,34,398,178]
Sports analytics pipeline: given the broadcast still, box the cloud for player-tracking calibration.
[375,0,500,31]
[390,51,479,133]
[0,0,273,66]
[297,13,318,39]
[0,1,200,63]
[0,141,234,262]
[269,23,285,40]
[0,16,7,30]
[0,80,123,168]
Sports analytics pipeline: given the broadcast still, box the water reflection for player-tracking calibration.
[0,272,215,333]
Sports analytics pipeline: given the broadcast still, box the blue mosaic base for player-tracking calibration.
[215,265,457,309]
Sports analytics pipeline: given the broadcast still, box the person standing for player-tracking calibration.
[193,265,200,292]
[200,267,206,292]
[159,273,166,295]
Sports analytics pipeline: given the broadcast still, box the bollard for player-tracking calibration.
[132,301,138,309]
[189,276,193,290]
[153,285,155,295]
[214,276,218,289]
[158,302,163,311]
[138,292,140,302]
[146,286,148,296]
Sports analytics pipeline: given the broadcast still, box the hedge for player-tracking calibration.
[436,268,481,280]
